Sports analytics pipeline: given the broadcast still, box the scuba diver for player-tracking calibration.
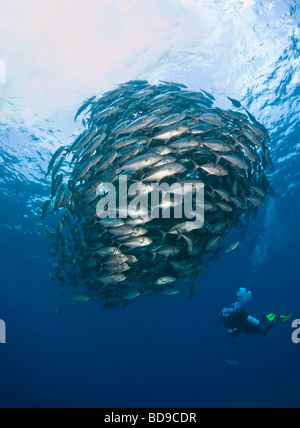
[221,288,292,346]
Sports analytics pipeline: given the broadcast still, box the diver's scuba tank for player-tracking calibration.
[247,316,260,328]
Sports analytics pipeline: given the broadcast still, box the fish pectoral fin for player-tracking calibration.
[159,230,167,242]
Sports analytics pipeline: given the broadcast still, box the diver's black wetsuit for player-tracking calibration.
[222,309,277,337]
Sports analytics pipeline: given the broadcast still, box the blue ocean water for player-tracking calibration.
[0,0,299,408]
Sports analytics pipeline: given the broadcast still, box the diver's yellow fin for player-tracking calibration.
[279,314,293,323]
[266,314,293,323]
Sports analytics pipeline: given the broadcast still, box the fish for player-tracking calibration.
[107,263,131,274]
[118,147,145,165]
[228,97,242,108]
[118,115,156,134]
[61,190,72,209]
[45,146,65,177]
[169,137,200,151]
[163,287,180,295]
[120,237,153,249]
[126,255,138,265]
[51,155,65,180]
[109,225,134,237]
[262,147,274,171]
[91,106,120,121]
[43,79,273,309]
[156,113,187,127]
[201,90,215,101]
[81,133,107,157]
[99,219,125,229]
[143,163,187,182]
[189,284,198,299]
[75,155,103,182]
[220,154,250,170]
[112,137,143,150]
[200,163,229,176]
[121,153,163,171]
[159,81,188,89]
[51,174,64,198]
[154,155,178,167]
[205,236,223,251]
[96,151,118,172]
[151,106,173,117]
[74,96,96,121]
[242,129,263,148]
[190,124,214,135]
[251,186,266,198]
[149,146,173,156]
[169,220,203,235]
[69,129,98,153]
[41,200,52,219]
[199,113,227,127]
[203,139,232,152]
[207,220,227,234]
[154,245,180,259]
[122,289,141,301]
[103,255,129,266]
[130,89,154,99]
[225,241,240,254]
[96,274,126,285]
[53,186,66,212]
[155,277,177,286]
[243,108,257,124]
[132,227,148,237]
[245,123,270,143]
[216,202,233,212]
[205,200,218,212]
[231,196,246,209]
[211,188,232,202]
[43,228,56,239]
[153,124,190,140]
[65,294,91,305]
[238,141,260,163]
[247,196,265,207]
[96,247,121,257]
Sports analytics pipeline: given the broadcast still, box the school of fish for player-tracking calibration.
[42,80,274,309]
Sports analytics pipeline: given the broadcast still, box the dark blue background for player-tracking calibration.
[0,178,299,408]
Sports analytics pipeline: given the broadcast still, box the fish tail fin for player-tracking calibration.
[132,178,145,185]
[189,114,199,124]
[215,154,221,165]
[158,230,167,242]
[192,160,199,173]
[146,137,153,148]
[232,139,240,149]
